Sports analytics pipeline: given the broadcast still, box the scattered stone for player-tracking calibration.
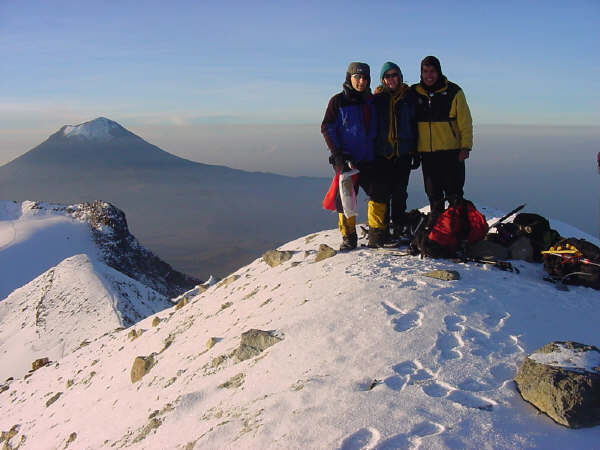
[314,244,337,262]
[304,234,318,243]
[130,355,156,383]
[422,270,460,281]
[4,377,13,383]
[184,440,198,450]
[0,385,8,395]
[467,240,509,259]
[128,329,144,341]
[133,418,162,443]
[262,250,294,268]
[206,337,218,350]
[234,329,282,362]
[152,317,161,327]
[175,298,189,310]
[218,373,245,389]
[260,299,272,307]
[0,425,19,444]
[242,288,260,300]
[210,355,228,369]
[220,302,233,310]
[79,339,91,348]
[66,380,74,389]
[217,274,240,289]
[509,236,534,261]
[45,392,62,408]
[31,357,50,372]
[514,341,600,428]
[65,432,77,447]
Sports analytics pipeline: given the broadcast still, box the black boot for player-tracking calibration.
[339,233,357,251]
[367,227,386,248]
[391,211,408,239]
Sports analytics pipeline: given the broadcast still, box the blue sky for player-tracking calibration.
[1,0,599,165]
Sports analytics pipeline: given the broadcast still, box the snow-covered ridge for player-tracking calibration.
[0,200,201,301]
[61,117,127,141]
[1,221,599,449]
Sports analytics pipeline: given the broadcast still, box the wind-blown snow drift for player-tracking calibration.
[1,209,598,449]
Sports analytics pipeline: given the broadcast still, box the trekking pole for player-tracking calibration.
[489,204,526,230]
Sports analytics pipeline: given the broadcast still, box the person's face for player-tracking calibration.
[351,73,368,92]
[421,65,439,87]
[382,69,401,90]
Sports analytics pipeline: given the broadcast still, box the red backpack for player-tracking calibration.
[421,200,488,256]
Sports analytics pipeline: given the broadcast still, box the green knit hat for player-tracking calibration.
[379,61,402,81]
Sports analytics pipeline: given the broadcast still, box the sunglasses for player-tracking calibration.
[383,72,400,80]
[351,74,368,80]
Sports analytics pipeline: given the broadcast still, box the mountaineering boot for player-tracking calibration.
[367,227,387,248]
[339,233,358,251]
[391,211,409,239]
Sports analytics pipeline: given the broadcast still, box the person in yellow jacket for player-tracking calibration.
[411,56,473,226]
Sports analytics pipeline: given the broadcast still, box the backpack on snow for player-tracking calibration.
[543,238,600,290]
[409,200,489,258]
[487,212,561,261]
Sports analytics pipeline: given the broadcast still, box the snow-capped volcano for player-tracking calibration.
[60,117,133,141]
[1,212,598,449]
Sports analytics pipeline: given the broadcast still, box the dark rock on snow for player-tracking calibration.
[514,341,600,428]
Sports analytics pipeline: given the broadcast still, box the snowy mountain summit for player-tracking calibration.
[61,117,132,141]
[1,212,598,449]
[0,200,200,380]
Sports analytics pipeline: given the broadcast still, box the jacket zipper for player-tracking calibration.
[428,93,433,152]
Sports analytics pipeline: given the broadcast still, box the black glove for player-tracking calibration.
[329,154,346,173]
[410,153,421,170]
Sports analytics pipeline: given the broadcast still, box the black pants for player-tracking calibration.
[421,150,465,206]
[387,155,411,225]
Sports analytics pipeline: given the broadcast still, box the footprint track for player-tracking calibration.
[340,427,381,450]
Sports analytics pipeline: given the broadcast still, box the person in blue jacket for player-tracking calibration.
[321,62,389,250]
[373,61,420,240]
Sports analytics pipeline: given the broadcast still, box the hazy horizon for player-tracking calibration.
[1,122,598,239]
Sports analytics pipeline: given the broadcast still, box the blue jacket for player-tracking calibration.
[321,84,377,163]
[373,84,417,158]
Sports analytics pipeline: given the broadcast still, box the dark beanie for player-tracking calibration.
[379,61,402,81]
[347,62,370,78]
[421,56,442,75]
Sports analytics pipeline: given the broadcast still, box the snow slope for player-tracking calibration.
[0,201,99,301]
[1,217,598,449]
[0,254,171,381]
[0,200,199,382]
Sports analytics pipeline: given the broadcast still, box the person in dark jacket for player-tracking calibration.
[373,61,420,239]
[321,62,388,250]
[411,56,473,227]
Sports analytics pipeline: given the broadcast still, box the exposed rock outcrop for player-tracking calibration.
[515,341,600,428]
[66,201,200,297]
[262,250,294,268]
[131,355,156,383]
[234,329,282,362]
[315,244,336,262]
[422,270,460,281]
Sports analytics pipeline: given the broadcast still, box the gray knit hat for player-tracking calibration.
[346,62,370,77]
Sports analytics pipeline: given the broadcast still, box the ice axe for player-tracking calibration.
[489,204,526,230]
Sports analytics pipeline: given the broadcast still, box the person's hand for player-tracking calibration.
[458,148,470,161]
[410,153,421,169]
[333,154,346,173]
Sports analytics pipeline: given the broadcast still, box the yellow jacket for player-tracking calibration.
[412,79,473,152]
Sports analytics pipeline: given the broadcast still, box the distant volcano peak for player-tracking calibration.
[59,117,133,141]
